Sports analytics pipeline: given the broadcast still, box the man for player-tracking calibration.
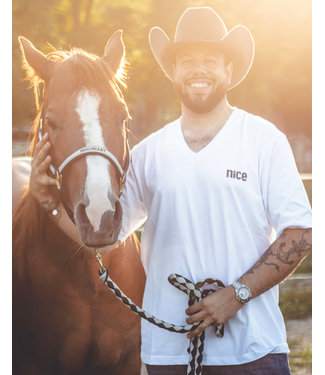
[29,7,311,375]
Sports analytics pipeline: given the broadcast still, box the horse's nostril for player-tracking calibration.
[76,202,89,225]
[100,198,122,232]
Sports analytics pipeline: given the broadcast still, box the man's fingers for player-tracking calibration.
[36,142,51,167]
[187,321,211,339]
[42,175,57,186]
[34,132,49,156]
[186,300,203,316]
[39,155,52,174]
[186,310,205,324]
[33,136,51,167]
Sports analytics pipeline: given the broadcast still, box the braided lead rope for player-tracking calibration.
[187,332,205,375]
[98,266,225,375]
[98,268,199,333]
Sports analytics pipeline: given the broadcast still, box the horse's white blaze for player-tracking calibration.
[76,90,114,232]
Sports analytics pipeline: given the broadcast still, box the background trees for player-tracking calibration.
[12,0,311,170]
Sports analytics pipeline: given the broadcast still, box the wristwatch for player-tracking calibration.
[231,281,252,303]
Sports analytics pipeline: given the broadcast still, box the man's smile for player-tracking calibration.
[185,79,213,93]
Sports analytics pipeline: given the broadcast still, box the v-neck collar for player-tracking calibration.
[175,107,239,158]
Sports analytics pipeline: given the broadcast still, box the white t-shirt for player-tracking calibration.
[118,107,312,366]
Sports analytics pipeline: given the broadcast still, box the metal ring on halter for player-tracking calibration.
[56,170,62,191]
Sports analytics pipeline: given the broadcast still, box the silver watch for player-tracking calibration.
[232,281,252,303]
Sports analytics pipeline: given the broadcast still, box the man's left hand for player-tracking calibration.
[185,286,242,339]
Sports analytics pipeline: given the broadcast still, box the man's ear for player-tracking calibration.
[171,62,177,81]
[226,62,233,87]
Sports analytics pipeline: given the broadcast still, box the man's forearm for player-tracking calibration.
[239,227,312,298]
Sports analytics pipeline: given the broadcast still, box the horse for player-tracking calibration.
[12,32,146,375]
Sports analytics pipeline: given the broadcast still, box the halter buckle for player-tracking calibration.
[119,175,126,196]
[56,171,62,191]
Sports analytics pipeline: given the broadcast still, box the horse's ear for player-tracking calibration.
[102,30,125,75]
[18,36,56,81]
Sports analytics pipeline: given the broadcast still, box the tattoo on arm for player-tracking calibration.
[243,229,312,295]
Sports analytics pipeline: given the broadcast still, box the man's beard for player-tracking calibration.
[174,80,228,114]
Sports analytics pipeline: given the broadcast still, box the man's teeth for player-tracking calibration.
[190,82,209,88]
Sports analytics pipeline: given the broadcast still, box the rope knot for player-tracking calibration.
[168,274,225,375]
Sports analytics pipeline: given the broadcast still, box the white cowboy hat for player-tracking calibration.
[149,7,255,90]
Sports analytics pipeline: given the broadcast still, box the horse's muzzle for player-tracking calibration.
[75,197,122,247]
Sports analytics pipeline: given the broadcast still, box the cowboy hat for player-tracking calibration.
[149,7,254,90]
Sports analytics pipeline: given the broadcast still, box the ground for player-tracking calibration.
[286,318,312,375]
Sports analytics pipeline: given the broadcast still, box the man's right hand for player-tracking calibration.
[30,132,57,208]
[29,133,82,242]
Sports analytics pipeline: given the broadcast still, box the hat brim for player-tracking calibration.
[149,25,254,90]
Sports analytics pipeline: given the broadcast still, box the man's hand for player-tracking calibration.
[30,132,57,207]
[185,286,242,339]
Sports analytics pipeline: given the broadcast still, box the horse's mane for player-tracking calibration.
[14,44,129,278]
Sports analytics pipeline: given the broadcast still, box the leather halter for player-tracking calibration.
[38,113,130,223]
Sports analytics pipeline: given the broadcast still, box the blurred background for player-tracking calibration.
[12,0,311,174]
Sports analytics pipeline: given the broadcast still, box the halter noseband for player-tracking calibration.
[38,115,130,223]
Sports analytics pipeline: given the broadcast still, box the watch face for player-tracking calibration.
[238,286,250,301]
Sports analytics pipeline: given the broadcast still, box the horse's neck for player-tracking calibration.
[13,192,142,297]
[13,192,90,285]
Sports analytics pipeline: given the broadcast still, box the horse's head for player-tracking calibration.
[19,32,130,248]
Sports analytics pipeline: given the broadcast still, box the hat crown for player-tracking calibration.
[174,7,228,43]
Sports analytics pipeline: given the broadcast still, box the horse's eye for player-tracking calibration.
[46,118,57,130]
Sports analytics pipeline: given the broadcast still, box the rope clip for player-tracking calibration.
[95,248,105,273]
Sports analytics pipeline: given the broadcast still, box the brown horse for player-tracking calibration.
[12,32,145,374]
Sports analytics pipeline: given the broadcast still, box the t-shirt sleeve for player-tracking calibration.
[118,154,148,243]
[260,132,312,238]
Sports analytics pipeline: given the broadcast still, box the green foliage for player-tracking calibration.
[279,289,312,320]
[294,253,312,274]
[13,0,311,144]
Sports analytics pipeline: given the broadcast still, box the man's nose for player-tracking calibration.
[190,59,208,73]
[191,64,208,75]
